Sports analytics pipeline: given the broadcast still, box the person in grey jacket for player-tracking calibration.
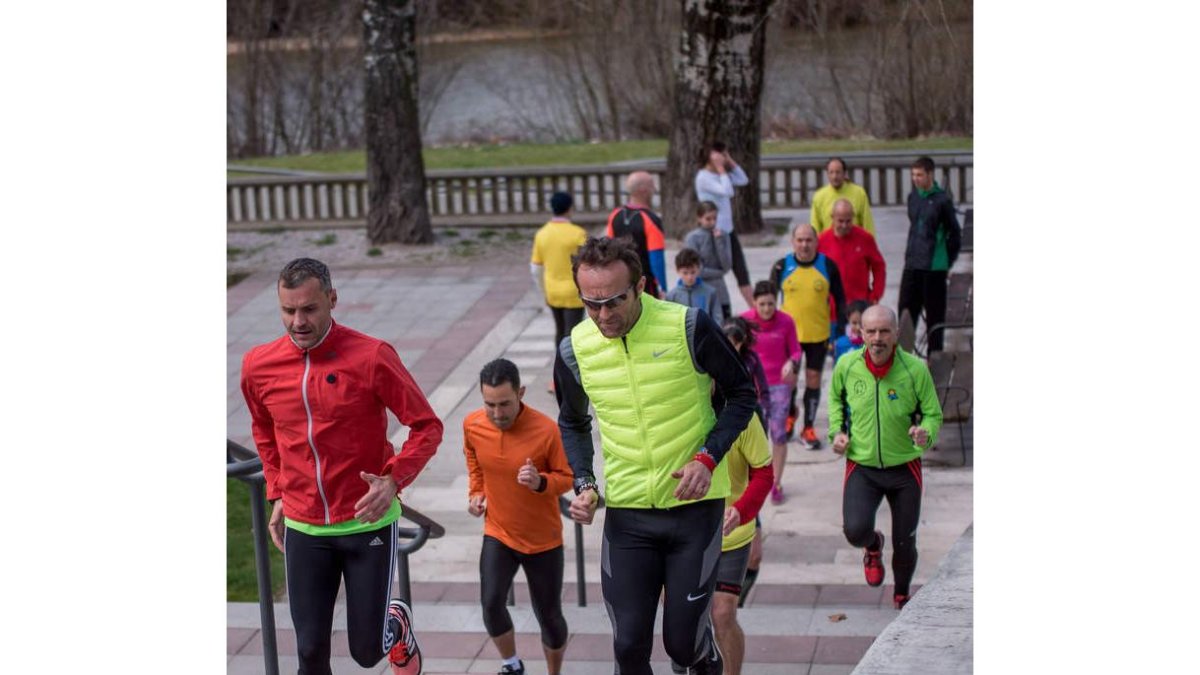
[684,201,734,318]
[665,248,723,324]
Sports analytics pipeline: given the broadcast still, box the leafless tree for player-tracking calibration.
[364,0,434,244]
[662,0,774,239]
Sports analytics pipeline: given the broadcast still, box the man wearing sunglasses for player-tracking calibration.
[553,237,758,675]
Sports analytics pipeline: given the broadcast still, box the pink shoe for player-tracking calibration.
[770,485,785,504]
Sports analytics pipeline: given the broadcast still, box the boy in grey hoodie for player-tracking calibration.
[665,247,723,324]
[683,201,734,319]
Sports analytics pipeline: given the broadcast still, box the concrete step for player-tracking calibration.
[228,582,920,674]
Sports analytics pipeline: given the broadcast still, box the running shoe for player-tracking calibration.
[770,484,785,505]
[800,426,822,450]
[692,633,724,675]
[498,662,525,674]
[863,531,885,587]
[670,661,687,674]
[785,405,798,440]
[894,593,911,610]
[387,599,423,675]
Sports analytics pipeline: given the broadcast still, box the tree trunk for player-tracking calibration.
[663,0,773,239]
[363,0,433,244]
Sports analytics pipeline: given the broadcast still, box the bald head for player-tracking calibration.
[862,304,899,364]
[862,304,898,330]
[791,222,818,262]
[626,171,656,206]
[832,199,855,237]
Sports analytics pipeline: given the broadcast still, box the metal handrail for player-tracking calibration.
[227,439,444,675]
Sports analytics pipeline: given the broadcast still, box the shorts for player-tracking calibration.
[767,384,794,444]
[800,341,828,373]
[714,541,752,595]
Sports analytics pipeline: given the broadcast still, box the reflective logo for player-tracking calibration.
[652,349,669,358]
[686,591,708,602]
[369,537,384,546]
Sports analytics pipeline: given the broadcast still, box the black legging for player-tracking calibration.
[550,306,585,352]
[284,522,397,675]
[898,269,949,352]
[729,231,751,288]
[479,536,568,649]
[842,459,923,596]
[601,499,724,675]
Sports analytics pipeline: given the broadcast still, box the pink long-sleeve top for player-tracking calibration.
[740,309,800,386]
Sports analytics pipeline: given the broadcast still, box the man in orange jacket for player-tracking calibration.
[464,359,574,675]
[241,257,442,675]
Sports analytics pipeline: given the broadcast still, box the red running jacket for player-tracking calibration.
[240,321,443,525]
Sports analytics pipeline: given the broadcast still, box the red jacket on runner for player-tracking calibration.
[240,321,443,525]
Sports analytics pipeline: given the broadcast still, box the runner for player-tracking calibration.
[740,280,800,504]
[463,359,573,675]
[769,222,846,451]
[555,236,758,675]
[240,257,442,675]
[828,305,943,609]
[672,414,773,675]
[531,191,588,361]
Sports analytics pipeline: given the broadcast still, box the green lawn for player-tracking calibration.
[227,478,286,602]
[228,136,972,176]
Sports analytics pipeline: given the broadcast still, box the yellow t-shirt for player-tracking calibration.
[531,219,588,308]
[780,262,833,343]
[809,182,875,237]
[722,413,772,552]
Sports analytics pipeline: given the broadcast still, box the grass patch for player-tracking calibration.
[477,229,497,240]
[228,272,251,288]
[367,247,383,257]
[227,478,286,602]
[503,230,526,242]
[310,233,337,246]
[228,245,245,259]
[229,136,972,176]
[256,226,287,235]
[442,229,459,237]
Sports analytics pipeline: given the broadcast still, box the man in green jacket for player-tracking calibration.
[828,305,943,610]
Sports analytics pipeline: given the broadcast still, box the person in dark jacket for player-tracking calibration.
[898,156,962,353]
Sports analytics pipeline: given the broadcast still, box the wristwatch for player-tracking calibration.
[573,476,598,496]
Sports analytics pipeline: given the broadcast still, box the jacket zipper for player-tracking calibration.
[874,375,884,468]
[621,336,654,506]
[301,352,332,523]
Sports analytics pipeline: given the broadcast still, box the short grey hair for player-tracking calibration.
[279,258,332,293]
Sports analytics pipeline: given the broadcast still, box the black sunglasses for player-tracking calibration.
[579,285,634,311]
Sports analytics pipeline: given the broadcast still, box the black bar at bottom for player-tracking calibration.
[247,482,280,675]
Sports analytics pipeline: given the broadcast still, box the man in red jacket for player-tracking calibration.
[817,199,886,305]
[240,257,443,675]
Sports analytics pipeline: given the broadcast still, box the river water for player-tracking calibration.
[227,21,971,153]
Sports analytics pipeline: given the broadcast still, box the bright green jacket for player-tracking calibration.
[828,347,942,468]
[572,295,729,508]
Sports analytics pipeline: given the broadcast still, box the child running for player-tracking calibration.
[833,300,871,364]
[741,280,801,505]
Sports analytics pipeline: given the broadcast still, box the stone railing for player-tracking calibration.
[227,150,972,231]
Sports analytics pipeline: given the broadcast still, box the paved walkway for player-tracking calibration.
[227,206,973,674]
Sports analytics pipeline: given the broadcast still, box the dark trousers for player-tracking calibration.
[284,522,397,674]
[842,459,923,596]
[898,269,949,352]
[730,231,751,287]
[479,536,568,648]
[550,306,584,352]
[601,500,724,675]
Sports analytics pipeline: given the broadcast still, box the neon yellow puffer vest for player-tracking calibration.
[572,295,730,508]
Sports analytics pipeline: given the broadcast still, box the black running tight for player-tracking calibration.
[842,459,923,596]
[479,536,568,649]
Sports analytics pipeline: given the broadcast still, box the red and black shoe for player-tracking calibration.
[863,531,885,587]
[387,599,423,675]
[894,593,912,610]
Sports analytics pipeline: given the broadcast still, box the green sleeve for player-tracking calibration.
[915,365,944,448]
[827,359,846,444]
